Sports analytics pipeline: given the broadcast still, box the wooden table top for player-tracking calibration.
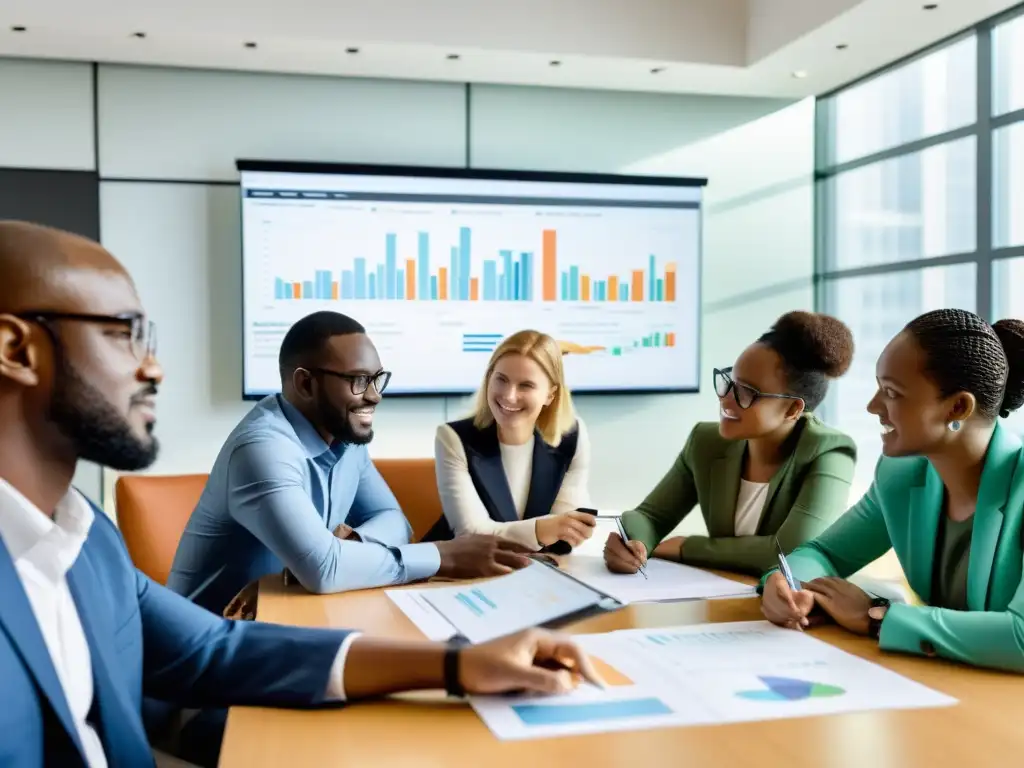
[220,572,1023,768]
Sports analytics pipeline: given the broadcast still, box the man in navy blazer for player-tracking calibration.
[0,221,600,768]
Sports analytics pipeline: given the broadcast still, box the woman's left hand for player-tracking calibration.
[802,577,873,635]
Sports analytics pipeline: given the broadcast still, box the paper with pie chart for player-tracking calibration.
[470,620,956,740]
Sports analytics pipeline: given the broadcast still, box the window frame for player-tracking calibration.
[814,3,1024,424]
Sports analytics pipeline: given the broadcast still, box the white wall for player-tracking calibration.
[3,58,815,532]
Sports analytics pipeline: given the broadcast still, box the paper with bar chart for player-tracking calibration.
[470,620,956,741]
[239,167,702,395]
[385,560,614,644]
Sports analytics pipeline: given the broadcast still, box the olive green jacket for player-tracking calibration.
[621,414,857,575]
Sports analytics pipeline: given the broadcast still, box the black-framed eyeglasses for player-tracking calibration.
[15,311,157,361]
[713,367,802,410]
[312,368,391,396]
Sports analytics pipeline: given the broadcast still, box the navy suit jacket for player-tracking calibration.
[0,497,351,767]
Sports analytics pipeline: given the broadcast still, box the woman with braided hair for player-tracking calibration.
[762,308,1024,673]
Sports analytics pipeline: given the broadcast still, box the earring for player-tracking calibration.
[948,420,963,433]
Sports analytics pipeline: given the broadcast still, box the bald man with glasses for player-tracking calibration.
[168,311,532,617]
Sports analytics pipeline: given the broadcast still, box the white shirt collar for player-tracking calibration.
[0,478,94,578]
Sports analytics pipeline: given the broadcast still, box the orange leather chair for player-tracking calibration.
[115,473,209,585]
[372,458,442,542]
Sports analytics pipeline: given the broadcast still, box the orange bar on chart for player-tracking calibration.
[665,262,677,302]
[542,229,557,301]
[331,281,339,300]
[590,656,633,687]
[470,278,480,301]
[666,332,676,347]
[438,268,448,300]
[608,275,619,302]
[292,282,302,299]
[631,270,644,302]
[405,260,416,300]
[581,275,591,301]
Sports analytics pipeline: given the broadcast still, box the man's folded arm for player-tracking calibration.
[226,439,438,593]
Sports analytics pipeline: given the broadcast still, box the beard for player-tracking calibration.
[48,355,160,471]
[315,394,373,446]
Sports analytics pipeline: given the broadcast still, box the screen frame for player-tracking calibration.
[237,158,707,400]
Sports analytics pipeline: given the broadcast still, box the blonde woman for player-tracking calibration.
[427,330,596,551]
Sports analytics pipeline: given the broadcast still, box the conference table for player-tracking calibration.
[219,567,1022,767]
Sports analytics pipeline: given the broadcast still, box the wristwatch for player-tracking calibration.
[867,597,891,640]
[444,635,471,697]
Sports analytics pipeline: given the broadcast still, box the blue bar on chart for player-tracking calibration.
[376,265,385,300]
[386,234,397,300]
[449,246,459,300]
[430,275,438,300]
[354,258,366,300]
[459,227,471,301]
[569,266,580,301]
[619,284,629,301]
[512,698,673,727]
[483,261,497,301]
[302,280,313,298]
[501,250,513,300]
[649,254,657,304]
[341,271,354,300]
[520,251,532,300]
[418,232,430,301]
[656,278,664,301]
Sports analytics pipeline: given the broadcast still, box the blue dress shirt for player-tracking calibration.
[167,395,440,613]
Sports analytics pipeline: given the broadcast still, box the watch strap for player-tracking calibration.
[444,635,471,697]
[868,597,891,640]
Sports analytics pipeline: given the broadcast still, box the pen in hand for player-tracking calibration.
[614,517,648,579]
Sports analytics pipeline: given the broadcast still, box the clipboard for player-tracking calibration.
[410,555,627,645]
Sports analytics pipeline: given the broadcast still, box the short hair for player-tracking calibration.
[472,330,576,446]
[757,311,855,412]
[904,309,1024,420]
[278,311,365,375]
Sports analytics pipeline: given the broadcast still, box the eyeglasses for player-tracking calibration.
[713,367,802,410]
[16,312,157,361]
[312,368,391,396]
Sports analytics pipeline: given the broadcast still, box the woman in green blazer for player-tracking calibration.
[605,311,858,576]
[762,309,1024,673]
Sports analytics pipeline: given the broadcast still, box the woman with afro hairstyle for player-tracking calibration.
[604,311,857,576]
[762,309,1024,673]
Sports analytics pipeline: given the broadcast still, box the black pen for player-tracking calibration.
[615,517,648,579]
[775,539,800,591]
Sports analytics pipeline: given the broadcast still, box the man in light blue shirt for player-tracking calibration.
[168,311,530,614]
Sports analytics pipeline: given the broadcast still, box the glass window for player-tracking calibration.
[993,121,1024,248]
[820,264,977,499]
[993,12,1024,116]
[823,137,976,271]
[821,35,976,166]
[992,257,1024,436]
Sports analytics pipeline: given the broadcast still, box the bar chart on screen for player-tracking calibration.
[240,168,701,395]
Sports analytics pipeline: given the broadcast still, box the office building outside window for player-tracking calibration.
[816,5,1024,501]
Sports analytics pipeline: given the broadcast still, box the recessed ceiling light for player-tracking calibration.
[792,70,808,79]
[244,41,257,49]
[10,25,26,33]
[446,53,460,60]
[923,3,938,9]
[549,60,562,67]
[346,47,359,54]
[650,67,666,74]
[836,43,848,50]
[132,32,147,39]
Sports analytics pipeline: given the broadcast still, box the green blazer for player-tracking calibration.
[621,414,857,575]
[779,423,1024,673]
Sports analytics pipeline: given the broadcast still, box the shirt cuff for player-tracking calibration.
[325,632,362,701]
[397,542,442,581]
